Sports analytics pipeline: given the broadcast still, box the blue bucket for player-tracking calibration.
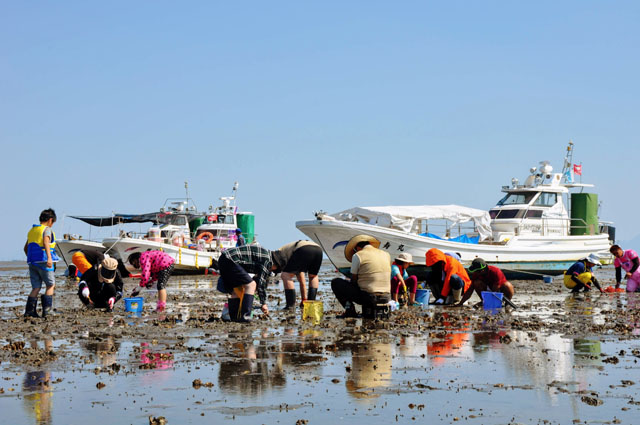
[481,291,503,310]
[415,289,431,305]
[124,297,144,313]
[543,276,553,283]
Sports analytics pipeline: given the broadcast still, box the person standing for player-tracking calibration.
[24,209,59,318]
[425,248,471,305]
[610,245,640,292]
[77,257,124,311]
[271,240,323,310]
[563,253,603,293]
[456,258,515,306]
[331,235,391,318]
[218,245,275,322]
[236,228,246,247]
[128,250,175,312]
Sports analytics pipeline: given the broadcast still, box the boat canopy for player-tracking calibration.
[69,213,162,227]
[331,205,492,241]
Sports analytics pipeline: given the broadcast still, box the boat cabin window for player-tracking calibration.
[533,192,558,207]
[525,210,543,218]
[168,215,187,226]
[496,192,535,206]
[489,209,525,219]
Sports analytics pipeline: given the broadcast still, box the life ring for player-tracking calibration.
[197,232,214,242]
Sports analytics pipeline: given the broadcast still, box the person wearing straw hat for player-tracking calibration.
[563,253,604,293]
[425,248,471,305]
[390,253,419,306]
[77,257,124,311]
[271,240,323,310]
[455,258,515,307]
[330,235,391,318]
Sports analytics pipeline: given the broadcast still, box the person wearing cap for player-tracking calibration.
[610,244,640,292]
[563,253,603,293]
[330,235,391,318]
[236,228,246,247]
[128,250,175,312]
[77,258,124,311]
[390,253,419,306]
[271,240,323,310]
[425,248,471,305]
[456,258,515,307]
[217,244,276,322]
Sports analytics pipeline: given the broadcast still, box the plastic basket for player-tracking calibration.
[124,297,144,313]
[481,291,503,310]
[543,276,553,283]
[415,289,431,305]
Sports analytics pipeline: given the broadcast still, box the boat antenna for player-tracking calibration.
[561,140,574,183]
[232,181,239,209]
[185,181,190,200]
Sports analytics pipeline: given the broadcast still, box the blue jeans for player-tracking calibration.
[29,264,55,289]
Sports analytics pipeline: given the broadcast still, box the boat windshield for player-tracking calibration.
[533,192,558,207]
[496,192,536,206]
[158,214,188,226]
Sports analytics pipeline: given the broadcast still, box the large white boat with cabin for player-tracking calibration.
[296,143,614,278]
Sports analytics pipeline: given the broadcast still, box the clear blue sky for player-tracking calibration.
[2,1,639,260]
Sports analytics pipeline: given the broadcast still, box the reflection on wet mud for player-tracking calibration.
[22,338,53,425]
[81,334,120,368]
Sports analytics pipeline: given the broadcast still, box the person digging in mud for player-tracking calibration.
[610,244,640,292]
[71,249,132,279]
[77,257,124,311]
[390,253,419,306]
[330,235,391,318]
[563,253,603,294]
[271,240,323,310]
[425,248,471,305]
[455,258,515,307]
[217,244,275,322]
[128,250,175,312]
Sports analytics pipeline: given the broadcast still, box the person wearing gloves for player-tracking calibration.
[127,250,175,312]
[563,253,603,293]
[330,235,391,318]
[456,258,515,307]
[390,253,419,306]
[271,240,323,310]
[610,245,640,292]
[77,258,124,311]
[217,244,275,322]
[425,248,471,305]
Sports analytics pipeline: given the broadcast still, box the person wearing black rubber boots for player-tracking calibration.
[271,240,323,310]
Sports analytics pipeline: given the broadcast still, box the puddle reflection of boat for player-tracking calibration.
[297,142,614,278]
[346,342,392,400]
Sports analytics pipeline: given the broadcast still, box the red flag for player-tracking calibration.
[573,164,582,176]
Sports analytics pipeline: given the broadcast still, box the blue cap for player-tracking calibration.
[235,228,242,233]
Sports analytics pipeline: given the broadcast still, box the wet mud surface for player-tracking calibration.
[2,261,640,424]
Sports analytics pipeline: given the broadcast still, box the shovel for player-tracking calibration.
[489,291,518,309]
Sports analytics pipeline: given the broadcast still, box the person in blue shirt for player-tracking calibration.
[235,228,246,247]
[390,253,419,305]
[563,253,603,293]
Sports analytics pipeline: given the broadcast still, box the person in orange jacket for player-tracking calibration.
[425,248,471,305]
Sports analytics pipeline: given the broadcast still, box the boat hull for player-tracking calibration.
[55,239,107,268]
[103,238,217,273]
[296,219,612,278]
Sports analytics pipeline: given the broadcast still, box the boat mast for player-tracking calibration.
[561,140,574,183]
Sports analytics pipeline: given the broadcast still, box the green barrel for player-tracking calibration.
[237,213,255,243]
[570,193,599,235]
[189,216,206,234]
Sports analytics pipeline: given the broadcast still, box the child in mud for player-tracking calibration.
[610,244,640,292]
[128,251,175,312]
[390,253,419,306]
[77,257,124,311]
[563,254,604,293]
[23,208,59,318]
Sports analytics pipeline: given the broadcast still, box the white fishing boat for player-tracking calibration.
[296,143,614,278]
[58,183,256,273]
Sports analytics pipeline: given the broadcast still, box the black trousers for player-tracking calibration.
[78,281,117,308]
[331,278,390,309]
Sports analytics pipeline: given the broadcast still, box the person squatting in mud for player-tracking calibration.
[331,235,391,318]
[455,257,515,307]
[77,257,124,311]
[128,250,175,312]
[425,248,471,305]
[217,244,276,322]
[71,248,132,279]
[271,240,323,310]
[610,244,640,292]
[563,253,604,293]
[390,253,419,306]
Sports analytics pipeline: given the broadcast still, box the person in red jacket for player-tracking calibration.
[425,248,471,305]
[456,258,515,307]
